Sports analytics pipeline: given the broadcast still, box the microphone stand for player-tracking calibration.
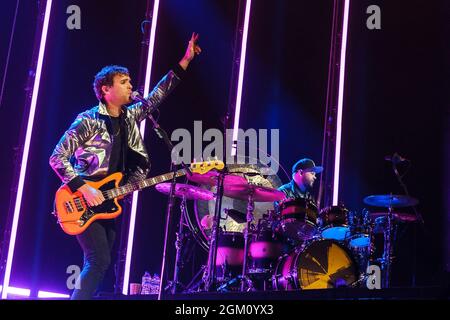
[391,160,423,288]
[202,111,232,291]
[146,113,192,300]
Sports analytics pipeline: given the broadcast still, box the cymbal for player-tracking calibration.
[369,212,418,222]
[155,183,214,201]
[223,183,285,202]
[363,195,418,208]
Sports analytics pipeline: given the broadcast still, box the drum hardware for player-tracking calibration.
[155,184,213,294]
[158,157,422,293]
[363,194,419,288]
[214,175,285,292]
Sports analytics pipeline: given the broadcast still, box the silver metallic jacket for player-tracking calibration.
[49,70,181,186]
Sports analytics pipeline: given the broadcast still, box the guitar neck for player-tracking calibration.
[104,169,186,199]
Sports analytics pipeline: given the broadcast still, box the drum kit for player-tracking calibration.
[155,165,419,292]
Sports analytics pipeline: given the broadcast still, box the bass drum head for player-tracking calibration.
[297,239,358,289]
[186,162,284,251]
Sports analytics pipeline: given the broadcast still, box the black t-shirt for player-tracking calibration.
[108,115,125,175]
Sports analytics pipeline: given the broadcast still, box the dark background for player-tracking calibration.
[0,0,448,296]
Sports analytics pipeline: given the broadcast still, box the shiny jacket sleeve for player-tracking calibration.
[128,68,183,123]
[49,113,96,188]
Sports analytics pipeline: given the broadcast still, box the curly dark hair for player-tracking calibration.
[93,65,129,102]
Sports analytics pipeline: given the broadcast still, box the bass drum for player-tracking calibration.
[185,162,284,252]
[273,239,359,290]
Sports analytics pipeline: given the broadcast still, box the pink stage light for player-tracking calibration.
[1,0,53,300]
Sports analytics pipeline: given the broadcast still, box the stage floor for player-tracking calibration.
[96,286,449,300]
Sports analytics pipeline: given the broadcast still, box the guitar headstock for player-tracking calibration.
[190,158,225,175]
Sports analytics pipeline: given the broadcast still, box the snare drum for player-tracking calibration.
[249,221,282,275]
[318,205,351,241]
[216,231,244,281]
[278,198,319,241]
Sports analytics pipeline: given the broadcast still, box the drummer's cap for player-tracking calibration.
[292,158,323,175]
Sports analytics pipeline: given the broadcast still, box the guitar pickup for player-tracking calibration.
[64,201,74,213]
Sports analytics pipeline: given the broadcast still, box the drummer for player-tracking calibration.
[276,158,323,205]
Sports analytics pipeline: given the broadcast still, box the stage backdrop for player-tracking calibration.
[0,0,448,296]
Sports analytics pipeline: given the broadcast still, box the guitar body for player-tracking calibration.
[54,172,123,235]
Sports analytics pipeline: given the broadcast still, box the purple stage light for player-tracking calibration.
[1,0,53,300]
[37,290,70,299]
[332,0,350,205]
[0,286,31,298]
[124,0,161,296]
[231,0,252,156]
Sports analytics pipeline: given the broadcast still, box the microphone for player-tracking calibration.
[384,152,409,164]
[131,91,155,112]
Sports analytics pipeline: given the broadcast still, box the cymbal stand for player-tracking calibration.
[382,204,394,288]
[170,195,188,294]
[202,168,227,291]
[240,191,255,292]
[391,160,423,287]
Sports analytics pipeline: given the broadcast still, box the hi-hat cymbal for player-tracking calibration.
[363,195,419,208]
[155,183,214,201]
[369,212,418,222]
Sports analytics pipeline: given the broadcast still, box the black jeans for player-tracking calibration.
[71,219,116,300]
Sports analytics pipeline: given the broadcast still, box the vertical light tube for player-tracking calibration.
[332,0,350,205]
[1,0,53,300]
[123,0,160,296]
[231,0,252,156]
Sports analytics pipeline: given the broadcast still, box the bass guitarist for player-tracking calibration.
[49,33,201,300]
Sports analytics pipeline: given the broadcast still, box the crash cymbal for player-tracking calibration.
[155,183,214,201]
[363,195,419,208]
[223,183,285,202]
[369,212,418,222]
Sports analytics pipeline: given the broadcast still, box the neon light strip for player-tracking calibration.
[0,286,69,299]
[37,290,70,299]
[0,286,31,297]
[332,0,350,205]
[123,0,160,296]
[231,0,252,156]
[1,0,53,300]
